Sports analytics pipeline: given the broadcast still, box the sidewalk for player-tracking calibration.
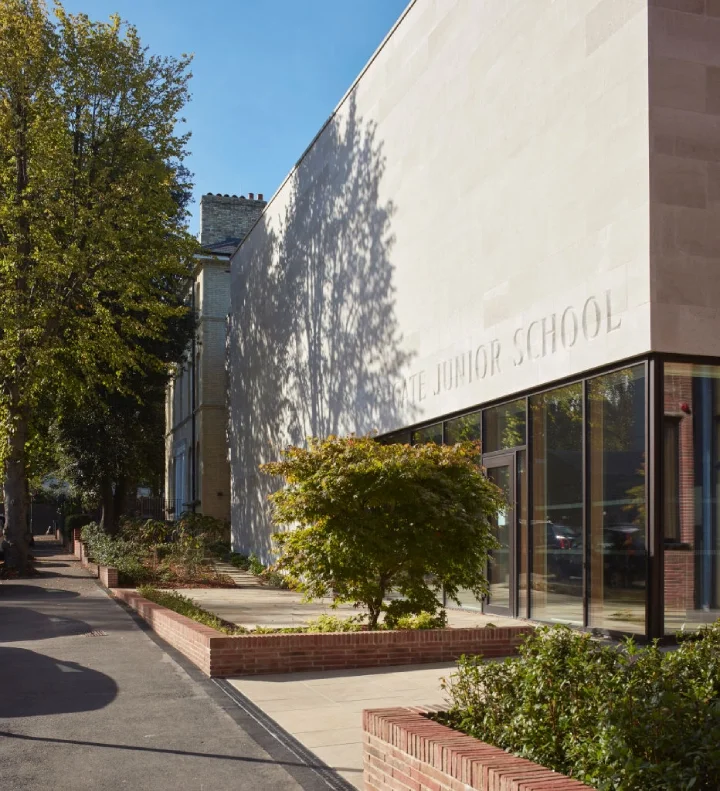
[0,543,348,791]
[226,663,454,789]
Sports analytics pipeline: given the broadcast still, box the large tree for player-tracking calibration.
[0,0,196,571]
[54,308,194,535]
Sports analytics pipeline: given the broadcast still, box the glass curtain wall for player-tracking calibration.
[529,384,584,624]
[445,412,483,608]
[588,365,647,634]
[483,399,526,452]
[384,360,657,635]
[663,363,720,634]
[445,411,481,445]
[411,423,442,444]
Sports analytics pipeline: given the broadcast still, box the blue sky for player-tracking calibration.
[62,0,408,234]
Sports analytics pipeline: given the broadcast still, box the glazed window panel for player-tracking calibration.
[445,412,481,445]
[529,383,584,625]
[663,363,720,635]
[411,423,443,445]
[588,365,647,634]
[377,430,411,445]
[483,399,526,452]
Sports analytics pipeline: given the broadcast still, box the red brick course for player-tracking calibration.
[363,707,590,791]
[99,565,119,588]
[112,589,533,678]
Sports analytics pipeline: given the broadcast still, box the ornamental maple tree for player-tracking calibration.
[262,436,503,629]
[0,0,196,571]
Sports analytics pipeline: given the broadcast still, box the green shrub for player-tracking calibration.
[263,436,502,629]
[137,586,245,635]
[259,568,296,589]
[387,610,447,630]
[81,522,148,580]
[441,624,720,790]
[119,517,171,547]
[247,552,265,575]
[305,614,364,632]
[229,553,251,571]
[64,513,93,537]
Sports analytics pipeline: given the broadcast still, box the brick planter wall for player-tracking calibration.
[73,528,82,559]
[113,589,216,673]
[113,589,533,678]
[99,565,119,588]
[363,707,590,791]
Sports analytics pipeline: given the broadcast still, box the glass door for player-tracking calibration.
[484,453,516,617]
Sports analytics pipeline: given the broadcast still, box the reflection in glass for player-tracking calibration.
[663,363,720,634]
[487,463,512,611]
[517,450,528,617]
[484,399,526,452]
[445,412,481,445]
[530,384,584,624]
[588,366,646,634]
[378,430,411,445]
[411,423,442,445]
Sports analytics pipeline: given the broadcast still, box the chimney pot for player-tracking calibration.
[258,193,264,201]
[249,192,254,199]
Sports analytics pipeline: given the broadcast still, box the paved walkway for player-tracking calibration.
[227,663,456,789]
[0,542,347,791]
[178,585,520,630]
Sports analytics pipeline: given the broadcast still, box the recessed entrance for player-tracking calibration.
[484,453,515,617]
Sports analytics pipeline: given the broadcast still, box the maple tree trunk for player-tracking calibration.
[100,477,116,536]
[3,402,30,573]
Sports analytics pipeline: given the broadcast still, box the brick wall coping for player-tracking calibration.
[363,707,590,790]
[112,588,533,677]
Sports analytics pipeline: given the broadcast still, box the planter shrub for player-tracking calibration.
[441,624,720,790]
[263,436,503,628]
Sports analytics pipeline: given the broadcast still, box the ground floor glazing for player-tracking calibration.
[381,356,720,639]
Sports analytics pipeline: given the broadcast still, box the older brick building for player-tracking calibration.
[165,193,266,522]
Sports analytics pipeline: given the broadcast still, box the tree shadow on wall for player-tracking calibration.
[228,95,415,560]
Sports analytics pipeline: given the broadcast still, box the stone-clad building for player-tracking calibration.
[165,193,265,521]
[226,0,720,640]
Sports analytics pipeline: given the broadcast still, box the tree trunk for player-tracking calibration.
[3,405,30,573]
[111,477,128,536]
[99,478,115,535]
[367,592,384,630]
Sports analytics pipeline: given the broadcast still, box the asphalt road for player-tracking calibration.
[0,542,351,791]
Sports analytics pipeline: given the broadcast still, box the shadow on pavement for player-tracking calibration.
[0,730,357,772]
[0,607,95,642]
[0,585,80,600]
[0,646,118,718]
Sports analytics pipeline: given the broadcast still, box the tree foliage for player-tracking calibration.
[0,0,196,570]
[262,435,503,629]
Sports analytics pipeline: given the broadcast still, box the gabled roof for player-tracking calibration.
[200,238,242,256]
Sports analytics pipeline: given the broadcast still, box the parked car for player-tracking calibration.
[543,522,583,581]
[600,524,645,589]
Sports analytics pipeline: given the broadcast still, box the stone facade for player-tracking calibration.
[227,0,658,560]
[165,193,266,522]
[649,1,720,353]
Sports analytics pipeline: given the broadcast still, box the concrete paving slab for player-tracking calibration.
[227,662,458,789]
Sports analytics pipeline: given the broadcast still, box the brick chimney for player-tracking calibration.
[199,193,267,247]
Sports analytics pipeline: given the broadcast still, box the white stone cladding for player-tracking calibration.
[228,0,720,559]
